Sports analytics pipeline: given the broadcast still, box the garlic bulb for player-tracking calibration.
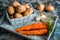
[35,14,47,21]
[23,7,33,16]
[35,16,41,21]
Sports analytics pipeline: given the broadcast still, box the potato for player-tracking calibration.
[8,6,15,15]
[14,13,23,18]
[9,15,14,19]
[23,7,33,16]
[12,1,20,7]
[22,4,30,9]
[16,5,26,13]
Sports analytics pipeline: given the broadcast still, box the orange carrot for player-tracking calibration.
[16,29,48,36]
[15,22,48,36]
[15,22,47,31]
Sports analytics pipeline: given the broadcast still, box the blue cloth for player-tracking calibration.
[0,0,60,40]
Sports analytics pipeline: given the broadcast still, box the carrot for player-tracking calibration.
[16,29,48,36]
[15,22,48,36]
[15,22,47,31]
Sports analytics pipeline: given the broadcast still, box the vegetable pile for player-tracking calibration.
[15,13,53,36]
[15,22,48,36]
[7,1,55,36]
[36,3,55,12]
[35,14,53,34]
[7,1,33,19]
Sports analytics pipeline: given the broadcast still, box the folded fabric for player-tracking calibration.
[0,0,60,40]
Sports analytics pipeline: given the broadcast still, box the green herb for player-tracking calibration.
[46,18,53,34]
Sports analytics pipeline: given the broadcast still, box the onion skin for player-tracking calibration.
[45,4,55,12]
[37,3,45,12]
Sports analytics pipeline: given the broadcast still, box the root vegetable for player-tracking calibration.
[37,3,45,12]
[15,22,47,31]
[17,29,48,36]
[45,4,55,12]
[8,6,15,15]
[22,4,30,9]
[16,5,26,13]
[9,15,14,19]
[23,7,33,16]
[15,22,48,36]
[14,13,23,18]
[12,1,20,7]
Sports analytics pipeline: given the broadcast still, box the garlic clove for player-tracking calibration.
[35,16,41,21]
[35,14,47,21]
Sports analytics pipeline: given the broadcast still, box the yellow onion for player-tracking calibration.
[37,3,45,12]
[45,4,55,12]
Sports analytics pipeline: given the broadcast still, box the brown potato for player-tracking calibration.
[9,15,14,19]
[14,13,23,18]
[23,7,33,16]
[22,4,30,9]
[16,5,26,13]
[12,1,21,7]
[8,6,15,15]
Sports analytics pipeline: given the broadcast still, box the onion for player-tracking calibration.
[37,3,45,12]
[45,4,55,12]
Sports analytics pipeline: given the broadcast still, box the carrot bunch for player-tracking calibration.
[15,22,48,36]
